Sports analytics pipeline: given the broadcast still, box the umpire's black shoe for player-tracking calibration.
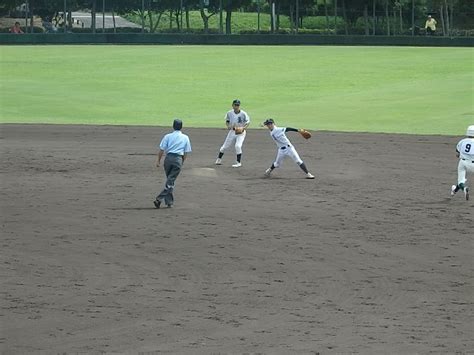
[153,199,161,209]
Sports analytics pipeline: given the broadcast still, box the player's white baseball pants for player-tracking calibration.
[220,130,246,155]
[457,158,474,185]
[273,144,303,167]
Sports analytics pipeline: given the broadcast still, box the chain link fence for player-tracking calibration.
[1,1,472,36]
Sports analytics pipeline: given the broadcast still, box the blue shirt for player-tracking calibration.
[159,130,192,155]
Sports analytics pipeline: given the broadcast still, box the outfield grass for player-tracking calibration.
[0,45,472,134]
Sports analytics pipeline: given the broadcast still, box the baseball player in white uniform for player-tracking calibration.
[215,99,250,168]
[451,125,474,200]
[262,118,315,179]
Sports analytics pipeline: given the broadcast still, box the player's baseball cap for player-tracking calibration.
[232,99,241,106]
[263,118,274,126]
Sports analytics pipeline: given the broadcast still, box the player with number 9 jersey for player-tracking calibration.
[451,125,474,200]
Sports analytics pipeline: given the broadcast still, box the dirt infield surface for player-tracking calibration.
[1,124,472,353]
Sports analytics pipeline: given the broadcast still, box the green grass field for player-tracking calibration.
[0,45,472,134]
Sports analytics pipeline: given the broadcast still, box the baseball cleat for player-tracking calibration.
[215,158,222,165]
[232,162,242,168]
[451,185,457,196]
[264,168,272,177]
[153,199,161,209]
[305,172,315,179]
[465,187,469,200]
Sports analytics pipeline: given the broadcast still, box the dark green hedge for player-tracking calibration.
[1,33,473,47]
[240,28,335,35]
[67,27,222,34]
[70,27,145,34]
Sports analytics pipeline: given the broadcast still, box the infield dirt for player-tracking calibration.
[1,124,472,353]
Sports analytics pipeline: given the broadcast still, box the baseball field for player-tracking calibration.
[1,45,473,353]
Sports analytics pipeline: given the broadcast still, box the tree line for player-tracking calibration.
[1,0,472,35]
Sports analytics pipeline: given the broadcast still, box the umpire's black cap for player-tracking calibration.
[232,99,241,106]
[263,118,274,126]
[173,119,183,130]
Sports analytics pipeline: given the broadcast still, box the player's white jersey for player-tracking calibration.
[270,126,292,149]
[225,109,250,128]
[457,138,474,160]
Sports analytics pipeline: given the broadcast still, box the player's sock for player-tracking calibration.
[236,154,241,163]
[299,162,309,174]
[218,152,224,159]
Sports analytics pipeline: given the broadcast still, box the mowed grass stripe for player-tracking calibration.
[0,45,472,134]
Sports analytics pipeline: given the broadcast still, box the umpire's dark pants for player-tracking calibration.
[156,153,183,206]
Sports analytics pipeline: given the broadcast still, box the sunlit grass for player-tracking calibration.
[1,45,472,135]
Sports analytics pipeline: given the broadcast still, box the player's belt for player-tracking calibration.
[461,158,474,163]
[280,145,291,150]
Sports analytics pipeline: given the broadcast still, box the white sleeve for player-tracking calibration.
[245,112,250,124]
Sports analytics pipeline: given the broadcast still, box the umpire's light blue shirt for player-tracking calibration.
[159,130,192,155]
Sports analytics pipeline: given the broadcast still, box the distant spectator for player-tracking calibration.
[10,22,24,34]
[53,13,65,28]
[425,15,437,35]
[42,16,58,33]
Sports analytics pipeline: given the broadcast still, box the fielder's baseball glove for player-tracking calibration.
[234,127,245,135]
[299,129,311,139]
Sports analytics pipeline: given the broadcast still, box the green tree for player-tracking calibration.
[277,0,317,32]
[197,0,220,33]
[114,0,176,33]
[223,0,253,34]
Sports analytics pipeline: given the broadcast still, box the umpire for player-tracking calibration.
[154,119,192,208]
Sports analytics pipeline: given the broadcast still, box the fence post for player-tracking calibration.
[141,0,145,33]
[63,0,67,33]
